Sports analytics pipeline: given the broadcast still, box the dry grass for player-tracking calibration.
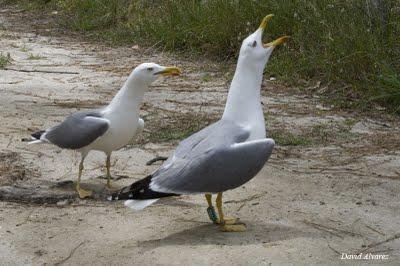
[0,152,38,186]
[136,109,218,144]
[45,99,107,109]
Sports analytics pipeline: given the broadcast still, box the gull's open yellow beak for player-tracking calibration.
[259,14,274,30]
[263,36,290,48]
[155,66,182,76]
[258,14,289,48]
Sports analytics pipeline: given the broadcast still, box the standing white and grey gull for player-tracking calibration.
[25,63,181,198]
[110,15,288,232]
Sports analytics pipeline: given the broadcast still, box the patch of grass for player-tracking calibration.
[308,122,358,144]
[343,118,358,128]
[0,152,39,186]
[0,52,11,69]
[371,68,400,113]
[269,130,311,146]
[47,99,107,109]
[27,53,45,60]
[270,120,360,147]
[11,0,400,112]
[20,45,29,52]
[201,74,212,83]
[309,124,330,144]
[144,111,218,143]
[148,127,196,143]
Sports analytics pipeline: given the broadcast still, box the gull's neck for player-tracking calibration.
[106,74,147,115]
[222,58,266,139]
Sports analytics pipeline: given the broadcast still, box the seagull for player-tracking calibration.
[110,15,288,232]
[25,63,181,198]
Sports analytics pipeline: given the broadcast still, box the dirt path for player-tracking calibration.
[1,8,400,266]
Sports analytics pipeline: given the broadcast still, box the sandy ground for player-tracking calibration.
[1,7,400,266]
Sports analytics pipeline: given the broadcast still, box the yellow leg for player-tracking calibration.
[216,192,246,232]
[105,154,113,189]
[205,194,218,223]
[76,159,92,199]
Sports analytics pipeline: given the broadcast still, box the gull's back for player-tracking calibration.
[150,119,274,194]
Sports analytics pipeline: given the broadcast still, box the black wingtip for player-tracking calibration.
[31,130,46,140]
[111,174,178,201]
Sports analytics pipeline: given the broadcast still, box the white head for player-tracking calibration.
[238,14,289,71]
[222,15,289,129]
[129,62,181,86]
[108,62,181,110]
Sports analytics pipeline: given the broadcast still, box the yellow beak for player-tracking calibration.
[263,36,290,47]
[259,14,274,30]
[155,66,182,76]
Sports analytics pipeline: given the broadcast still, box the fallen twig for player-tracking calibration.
[0,80,24,84]
[224,193,264,204]
[356,233,400,254]
[236,202,246,212]
[365,225,385,236]
[54,241,87,265]
[15,209,34,227]
[4,67,79,75]
[327,242,341,255]
[6,136,12,148]
[165,99,220,107]
[303,220,343,238]
[146,156,168,165]
[303,220,364,238]
[97,174,131,181]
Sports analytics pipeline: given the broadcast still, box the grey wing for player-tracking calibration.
[44,111,109,149]
[160,119,249,166]
[150,122,274,194]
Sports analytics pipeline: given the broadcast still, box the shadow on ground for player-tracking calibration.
[137,221,319,249]
[0,178,118,203]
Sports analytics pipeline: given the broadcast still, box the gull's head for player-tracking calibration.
[239,14,289,68]
[132,63,181,85]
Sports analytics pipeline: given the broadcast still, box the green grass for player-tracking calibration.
[270,119,362,147]
[11,0,400,113]
[343,118,358,128]
[148,126,198,143]
[144,111,217,143]
[20,46,29,52]
[27,53,45,60]
[269,130,311,146]
[0,53,11,69]
[308,121,359,144]
[372,68,400,112]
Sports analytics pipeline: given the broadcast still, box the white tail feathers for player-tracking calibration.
[28,139,44,145]
[124,199,159,211]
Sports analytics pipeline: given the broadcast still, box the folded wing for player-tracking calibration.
[43,111,109,149]
[150,120,274,194]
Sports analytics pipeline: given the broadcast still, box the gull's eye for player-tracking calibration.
[251,40,257,47]
[147,67,154,71]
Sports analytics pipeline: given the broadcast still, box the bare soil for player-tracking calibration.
[1,7,399,266]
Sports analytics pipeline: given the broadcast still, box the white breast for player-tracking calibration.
[88,111,139,153]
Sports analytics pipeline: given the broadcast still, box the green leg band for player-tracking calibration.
[207,206,218,223]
